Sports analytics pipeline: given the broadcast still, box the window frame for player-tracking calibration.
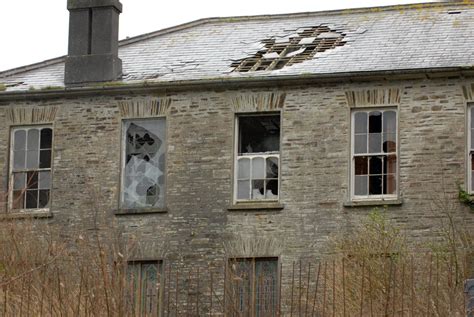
[119,117,168,211]
[126,260,164,317]
[350,107,399,201]
[468,103,474,194]
[233,113,282,204]
[227,257,280,316]
[8,124,53,212]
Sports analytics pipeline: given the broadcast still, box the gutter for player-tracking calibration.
[0,67,473,102]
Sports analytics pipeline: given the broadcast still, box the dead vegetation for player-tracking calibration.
[0,201,472,316]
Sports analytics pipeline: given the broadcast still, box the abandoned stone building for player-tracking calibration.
[0,0,474,315]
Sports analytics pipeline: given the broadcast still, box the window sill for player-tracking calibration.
[228,202,284,211]
[114,208,168,215]
[343,198,403,208]
[0,210,53,220]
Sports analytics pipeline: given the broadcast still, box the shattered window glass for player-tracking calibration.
[122,119,166,209]
[231,25,346,72]
[353,110,397,198]
[10,126,52,210]
[228,258,278,316]
[236,115,280,201]
[126,261,163,316]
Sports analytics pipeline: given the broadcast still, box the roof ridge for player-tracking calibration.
[1,1,471,78]
[118,1,472,46]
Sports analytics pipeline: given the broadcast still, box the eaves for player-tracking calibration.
[0,67,473,102]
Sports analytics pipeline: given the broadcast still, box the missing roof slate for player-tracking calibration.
[231,25,346,72]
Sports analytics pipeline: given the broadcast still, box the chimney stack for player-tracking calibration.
[65,0,123,85]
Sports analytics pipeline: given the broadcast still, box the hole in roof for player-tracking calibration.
[447,11,461,15]
[231,25,346,72]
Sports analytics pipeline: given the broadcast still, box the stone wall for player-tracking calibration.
[0,77,472,268]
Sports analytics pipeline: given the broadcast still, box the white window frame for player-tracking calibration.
[350,108,398,201]
[234,114,281,204]
[468,103,474,194]
[120,117,167,210]
[8,125,53,212]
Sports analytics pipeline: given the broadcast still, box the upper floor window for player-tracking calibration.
[9,126,53,211]
[351,109,397,199]
[121,119,166,209]
[235,114,280,202]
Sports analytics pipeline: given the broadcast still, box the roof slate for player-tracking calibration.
[1,2,473,92]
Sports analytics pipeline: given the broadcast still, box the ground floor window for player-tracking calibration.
[228,257,279,316]
[127,261,163,316]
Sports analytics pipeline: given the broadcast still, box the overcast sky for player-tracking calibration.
[0,0,436,72]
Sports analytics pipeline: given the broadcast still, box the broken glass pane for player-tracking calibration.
[39,150,51,168]
[369,112,382,133]
[354,112,367,134]
[354,156,368,175]
[369,175,383,195]
[354,175,368,196]
[38,190,50,208]
[354,134,367,154]
[383,133,396,153]
[26,171,38,189]
[122,119,166,208]
[40,128,52,149]
[14,130,26,150]
[239,115,280,154]
[265,179,278,198]
[369,157,382,175]
[27,129,39,150]
[252,180,265,199]
[266,157,278,178]
[383,111,396,133]
[25,190,38,209]
[369,133,382,153]
[252,157,265,179]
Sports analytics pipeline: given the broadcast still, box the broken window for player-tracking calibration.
[231,25,346,72]
[121,119,166,209]
[236,115,280,201]
[9,126,52,210]
[126,261,163,316]
[227,257,279,317]
[352,110,397,198]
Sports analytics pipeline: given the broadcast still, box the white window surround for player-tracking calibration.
[234,114,281,203]
[350,108,398,201]
[468,104,474,194]
[9,125,53,212]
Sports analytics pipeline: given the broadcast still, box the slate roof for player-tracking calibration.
[1,2,473,92]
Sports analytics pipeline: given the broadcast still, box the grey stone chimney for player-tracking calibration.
[65,0,123,85]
